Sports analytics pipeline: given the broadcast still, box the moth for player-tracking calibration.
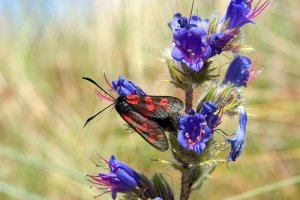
[83,77,183,151]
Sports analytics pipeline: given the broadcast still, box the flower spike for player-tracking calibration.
[87,155,141,200]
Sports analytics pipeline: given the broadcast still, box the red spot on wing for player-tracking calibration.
[123,114,132,123]
[147,132,165,144]
[141,123,148,131]
[159,98,171,112]
[126,95,139,105]
[148,104,155,111]
[136,123,148,132]
[159,99,168,106]
[145,96,155,111]
[147,135,155,143]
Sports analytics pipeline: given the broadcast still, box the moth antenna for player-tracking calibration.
[82,77,115,99]
[83,103,114,127]
[188,0,195,26]
[103,71,114,90]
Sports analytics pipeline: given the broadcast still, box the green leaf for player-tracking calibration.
[152,173,174,200]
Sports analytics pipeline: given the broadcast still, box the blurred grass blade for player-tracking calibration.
[223,175,300,200]
[0,181,46,200]
[0,145,87,184]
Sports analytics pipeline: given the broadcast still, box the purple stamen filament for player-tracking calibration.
[247,0,270,19]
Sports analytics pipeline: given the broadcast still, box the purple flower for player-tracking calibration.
[168,13,205,32]
[177,109,213,154]
[87,155,141,200]
[112,76,146,96]
[208,30,239,57]
[223,56,251,87]
[168,13,188,32]
[224,0,270,30]
[200,101,220,128]
[172,27,211,71]
[227,106,247,161]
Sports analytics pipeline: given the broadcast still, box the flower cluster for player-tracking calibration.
[166,0,269,89]
[177,101,219,154]
[87,155,141,200]
[88,155,173,200]
[84,0,269,199]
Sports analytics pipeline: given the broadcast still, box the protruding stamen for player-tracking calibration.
[103,71,114,90]
[248,58,262,81]
[94,89,114,103]
[247,0,270,19]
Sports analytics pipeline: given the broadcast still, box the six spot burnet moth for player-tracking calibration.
[82,77,183,151]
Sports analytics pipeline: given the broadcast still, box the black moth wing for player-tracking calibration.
[124,95,183,119]
[116,108,169,151]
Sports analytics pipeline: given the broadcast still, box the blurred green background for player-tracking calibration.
[0,0,299,199]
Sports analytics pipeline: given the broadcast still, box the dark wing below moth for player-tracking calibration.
[124,95,183,119]
[117,109,169,151]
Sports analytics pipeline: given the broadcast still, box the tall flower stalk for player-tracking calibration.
[83,0,270,199]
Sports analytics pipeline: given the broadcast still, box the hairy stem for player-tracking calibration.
[184,84,193,113]
[179,84,194,200]
[180,167,191,200]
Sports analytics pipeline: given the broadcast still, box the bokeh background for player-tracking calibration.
[0,0,299,199]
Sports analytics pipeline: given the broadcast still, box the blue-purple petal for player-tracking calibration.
[168,13,188,32]
[189,15,201,27]
[172,27,209,71]
[224,0,254,29]
[171,46,185,62]
[177,109,213,154]
[227,106,248,161]
[200,101,218,116]
[112,76,146,96]
[89,155,142,200]
[223,56,251,87]
[109,155,140,181]
[200,101,220,127]
[115,169,138,189]
[208,32,236,57]
[168,13,204,32]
